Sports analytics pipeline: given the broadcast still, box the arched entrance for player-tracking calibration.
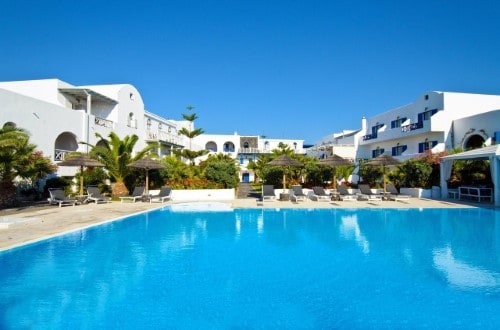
[242,172,250,183]
[464,134,485,150]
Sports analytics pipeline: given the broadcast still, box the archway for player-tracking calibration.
[54,132,78,161]
[464,134,485,150]
[205,141,218,152]
[223,142,235,152]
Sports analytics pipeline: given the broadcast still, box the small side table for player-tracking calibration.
[330,192,341,201]
[279,193,290,201]
[75,195,89,204]
[448,189,458,199]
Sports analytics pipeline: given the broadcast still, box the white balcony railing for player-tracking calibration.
[54,149,73,161]
[94,116,113,128]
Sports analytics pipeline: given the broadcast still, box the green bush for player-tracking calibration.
[389,158,433,188]
[204,161,239,188]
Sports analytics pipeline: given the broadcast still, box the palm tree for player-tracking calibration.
[0,123,44,207]
[88,132,157,198]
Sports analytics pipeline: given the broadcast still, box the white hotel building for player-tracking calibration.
[0,79,304,181]
[312,91,500,162]
[191,134,305,182]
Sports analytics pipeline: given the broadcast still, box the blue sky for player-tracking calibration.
[2,0,500,144]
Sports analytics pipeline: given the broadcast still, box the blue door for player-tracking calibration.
[242,173,250,183]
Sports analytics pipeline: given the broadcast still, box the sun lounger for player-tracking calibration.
[120,186,145,203]
[290,185,307,202]
[312,186,331,201]
[262,185,276,201]
[150,186,172,203]
[386,184,411,201]
[357,184,383,201]
[87,186,111,204]
[48,188,77,207]
[336,185,357,201]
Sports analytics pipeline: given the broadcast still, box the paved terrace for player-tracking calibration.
[0,197,487,252]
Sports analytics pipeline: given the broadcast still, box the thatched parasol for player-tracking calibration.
[127,157,165,195]
[267,155,304,193]
[319,154,352,190]
[364,154,401,193]
[58,153,104,195]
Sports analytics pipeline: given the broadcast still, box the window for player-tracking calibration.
[372,148,384,158]
[424,94,429,100]
[417,109,438,122]
[371,123,384,138]
[146,118,151,129]
[418,140,437,153]
[243,141,249,149]
[390,117,407,128]
[392,144,407,156]
[264,141,269,150]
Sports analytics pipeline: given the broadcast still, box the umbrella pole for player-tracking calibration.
[80,165,84,196]
[145,169,149,195]
[283,172,286,193]
[382,165,386,193]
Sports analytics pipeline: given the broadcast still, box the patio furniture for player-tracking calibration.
[262,185,276,201]
[357,184,383,201]
[290,185,307,202]
[150,186,173,203]
[120,186,145,203]
[87,186,111,204]
[48,188,78,207]
[385,184,410,202]
[336,185,357,201]
[312,186,331,202]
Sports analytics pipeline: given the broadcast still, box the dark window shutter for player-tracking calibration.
[418,143,424,153]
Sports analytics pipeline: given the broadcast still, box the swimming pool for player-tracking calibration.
[1,207,499,328]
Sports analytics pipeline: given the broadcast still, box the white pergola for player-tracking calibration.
[440,145,500,207]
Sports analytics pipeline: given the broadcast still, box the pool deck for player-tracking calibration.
[0,197,487,251]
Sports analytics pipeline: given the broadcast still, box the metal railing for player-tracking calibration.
[94,116,113,128]
[54,149,73,161]
[401,122,423,132]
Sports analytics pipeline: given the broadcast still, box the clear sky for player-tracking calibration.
[2,0,500,145]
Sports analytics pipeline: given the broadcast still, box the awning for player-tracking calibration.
[440,145,500,206]
[59,88,118,105]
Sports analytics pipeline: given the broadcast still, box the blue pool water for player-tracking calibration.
[1,207,499,328]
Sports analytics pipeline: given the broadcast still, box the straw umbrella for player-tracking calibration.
[127,157,165,195]
[58,153,104,196]
[364,154,401,193]
[319,154,352,190]
[267,155,304,193]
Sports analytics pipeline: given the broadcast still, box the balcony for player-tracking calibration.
[54,149,72,161]
[146,130,184,146]
[362,134,377,141]
[94,116,113,129]
[401,122,423,132]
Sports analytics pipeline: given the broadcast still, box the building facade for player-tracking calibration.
[311,91,500,163]
[192,133,305,182]
[0,78,305,183]
[0,79,187,177]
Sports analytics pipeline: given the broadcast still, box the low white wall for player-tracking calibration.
[400,187,432,198]
[160,188,235,202]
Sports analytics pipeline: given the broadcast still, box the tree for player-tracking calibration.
[88,132,156,198]
[0,123,55,207]
[174,105,208,164]
[201,153,240,188]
